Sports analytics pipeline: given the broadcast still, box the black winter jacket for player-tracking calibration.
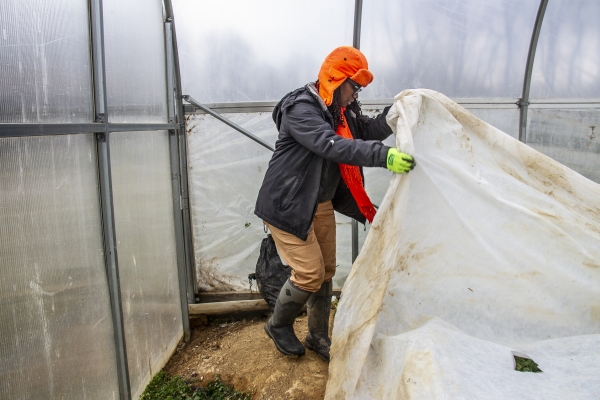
[254,83,393,240]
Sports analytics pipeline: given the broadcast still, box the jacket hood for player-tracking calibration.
[272,83,328,130]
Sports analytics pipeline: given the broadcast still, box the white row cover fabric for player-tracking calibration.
[326,90,600,399]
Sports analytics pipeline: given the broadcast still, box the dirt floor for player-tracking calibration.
[164,312,333,399]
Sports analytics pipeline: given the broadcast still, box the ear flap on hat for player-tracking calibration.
[350,69,374,87]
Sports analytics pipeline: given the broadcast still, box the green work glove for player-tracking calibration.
[386,148,415,173]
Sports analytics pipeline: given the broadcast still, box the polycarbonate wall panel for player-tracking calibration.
[109,131,182,398]
[103,0,167,123]
[360,0,539,99]
[531,0,600,98]
[527,108,600,184]
[172,0,354,103]
[0,134,119,399]
[0,0,93,123]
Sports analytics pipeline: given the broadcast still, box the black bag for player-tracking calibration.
[248,234,291,312]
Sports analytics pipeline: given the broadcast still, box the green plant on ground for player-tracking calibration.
[514,356,543,373]
[141,371,252,400]
[331,297,339,316]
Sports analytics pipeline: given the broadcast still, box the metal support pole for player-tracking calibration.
[165,20,191,341]
[353,0,363,50]
[183,95,276,152]
[519,0,549,143]
[96,136,131,400]
[351,0,364,263]
[0,123,176,137]
[90,0,130,398]
[165,22,176,125]
[351,220,359,263]
[163,0,198,304]
[168,129,192,337]
[178,119,197,305]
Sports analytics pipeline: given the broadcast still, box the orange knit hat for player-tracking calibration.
[318,46,374,106]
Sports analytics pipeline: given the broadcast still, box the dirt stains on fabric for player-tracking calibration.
[591,305,600,322]
[584,222,600,236]
[197,258,238,291]
[495,143,578,202]
[397,243,442,272]
[583,261,599,269]
[397,347,436,399]
[522,153,574,196]
[456,129,475,158]
[537,211,559,219]
[498,161,528,187]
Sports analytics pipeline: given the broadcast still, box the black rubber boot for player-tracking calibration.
[305,280,333,362]
[264,279,311,356]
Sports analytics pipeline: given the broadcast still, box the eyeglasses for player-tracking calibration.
[347,79,362,96]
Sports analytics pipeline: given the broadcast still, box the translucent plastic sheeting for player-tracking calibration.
[0,0,93,123]
[360,0,539,99]
[0,135,119,399]
[103,0,167,123]
[109,131,182,399]
[172,0,354,103]
[530,0,600,98]
[327,90,600,399]
[186,112,294,290]
[186,112,361,291]
[527,108,600,184]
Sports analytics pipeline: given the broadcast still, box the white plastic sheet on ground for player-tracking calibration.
[326,89,600,399]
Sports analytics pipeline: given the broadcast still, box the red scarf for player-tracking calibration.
[335,108,377,223]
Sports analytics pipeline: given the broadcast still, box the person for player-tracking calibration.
[254,46,415,361]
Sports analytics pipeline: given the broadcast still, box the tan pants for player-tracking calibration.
[265,201,336,292]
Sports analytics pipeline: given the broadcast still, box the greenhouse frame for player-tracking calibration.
[1,0,598,398]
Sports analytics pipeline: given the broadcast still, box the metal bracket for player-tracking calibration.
[180,197,189,210]
[96,113,106,123]
[517,100,530,108]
